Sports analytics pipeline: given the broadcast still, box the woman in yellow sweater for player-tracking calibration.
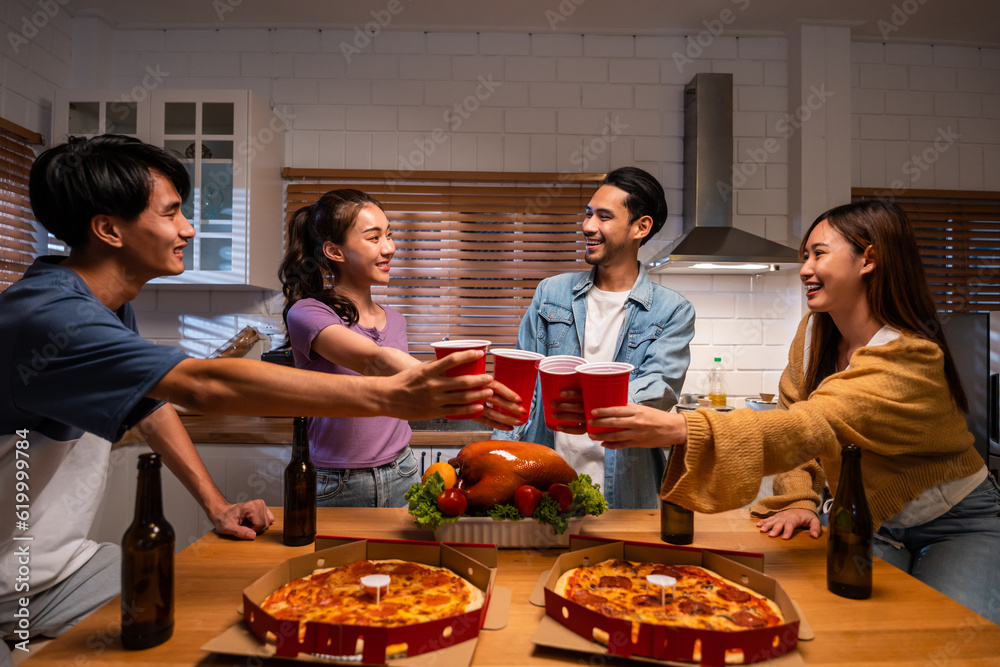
[583,200,999,622]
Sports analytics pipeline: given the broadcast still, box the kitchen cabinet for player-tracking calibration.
[416,445,463,477]
[52,89,284,290]
[91,441,289,554]
[91,441,462,553]
[52,89,150,141]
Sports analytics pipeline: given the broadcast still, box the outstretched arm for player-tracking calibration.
[311,322,420,377]
[587,403,688,448]
[310,324,523,428]
[149,351,494,421]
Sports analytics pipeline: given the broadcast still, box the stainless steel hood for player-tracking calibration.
[646,73,800,273]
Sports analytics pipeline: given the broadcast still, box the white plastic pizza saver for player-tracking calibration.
[359,574,391,603]
[646,574,677,605]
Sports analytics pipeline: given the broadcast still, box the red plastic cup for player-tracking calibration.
[538,355,587,431]
[490,349,544,424]
[431,339,491,420]
[577,362,634,434]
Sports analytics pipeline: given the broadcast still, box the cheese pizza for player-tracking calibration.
[259,559,484,657]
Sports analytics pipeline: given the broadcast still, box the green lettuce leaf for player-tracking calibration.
[403,472,459,530]
[487,504,523,521]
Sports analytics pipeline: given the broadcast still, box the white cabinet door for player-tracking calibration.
[90,442,289,554]
[416,446,463,476]
[148,90,285,290]
[53,88,285,290]
[52,89,151,144]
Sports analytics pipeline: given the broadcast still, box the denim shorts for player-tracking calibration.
[315,447,419,508]
[874,475,1000,624]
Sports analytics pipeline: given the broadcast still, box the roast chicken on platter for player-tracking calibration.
[450,440,577,508]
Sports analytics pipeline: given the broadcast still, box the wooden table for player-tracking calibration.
[23,509,1000,666]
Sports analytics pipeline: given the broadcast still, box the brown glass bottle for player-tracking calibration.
[121,453,175,649]
[827,443,873,599]
[283,416,316,546]
[660,499,694,545]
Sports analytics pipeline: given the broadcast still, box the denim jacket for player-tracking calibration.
[493,263,695,509]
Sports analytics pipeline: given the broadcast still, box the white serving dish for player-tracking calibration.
[433,516,584,548]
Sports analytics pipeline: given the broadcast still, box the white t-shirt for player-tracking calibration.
[1,431,110,601]
[553,285,631,483]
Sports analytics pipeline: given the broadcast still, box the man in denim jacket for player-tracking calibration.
[493,167,695,508]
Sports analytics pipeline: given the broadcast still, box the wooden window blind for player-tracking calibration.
[853,189,1000,313]
[0,119,43,291]
[282,169,603,364]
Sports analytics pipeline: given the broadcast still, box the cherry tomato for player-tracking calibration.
[513,485,544,517]
[546,483,573,513]
[436,488,468,516]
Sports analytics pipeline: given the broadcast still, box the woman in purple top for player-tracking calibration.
[279,190,519,507]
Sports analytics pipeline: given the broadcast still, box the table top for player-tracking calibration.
[23,508,1000,666]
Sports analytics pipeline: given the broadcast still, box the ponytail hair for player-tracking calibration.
[278,189,384,328]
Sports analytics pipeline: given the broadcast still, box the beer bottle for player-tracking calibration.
[121,452,175,649]
[283,416,316,546]
[827,443,873,599]
[660,499,694,545]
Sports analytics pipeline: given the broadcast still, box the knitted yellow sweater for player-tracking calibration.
[660,314,983,528]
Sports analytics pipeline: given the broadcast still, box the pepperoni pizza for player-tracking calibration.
[554,558,783,635]
[259,559,484,657]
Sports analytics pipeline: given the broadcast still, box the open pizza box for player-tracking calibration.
[201,536,505,667]
[532,535,805,667]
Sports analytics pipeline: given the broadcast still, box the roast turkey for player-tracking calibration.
[450,440,577,508]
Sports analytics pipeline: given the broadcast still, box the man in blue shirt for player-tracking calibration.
[494,167,695,509]
[0,135,506,656]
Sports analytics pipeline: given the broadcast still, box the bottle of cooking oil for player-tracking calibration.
[708,357,727,406]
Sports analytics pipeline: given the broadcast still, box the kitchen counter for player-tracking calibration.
[21,508,1000,666]
[117,414,491,447]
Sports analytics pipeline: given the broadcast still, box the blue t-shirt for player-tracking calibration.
[0,256,189,443]
[0,256,189,601]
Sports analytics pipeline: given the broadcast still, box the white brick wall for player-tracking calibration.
[65,25,987,396]
[478,33,530,56]
[851,41,999,191]
[660,270,804,405]
[1,0,72,132]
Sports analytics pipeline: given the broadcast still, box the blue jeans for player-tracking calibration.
[874,476,1000,624]
[315,447,419,508]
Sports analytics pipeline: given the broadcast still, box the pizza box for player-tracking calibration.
[534,535,803,667]
[201,536,503,667]
[433,515,584,548]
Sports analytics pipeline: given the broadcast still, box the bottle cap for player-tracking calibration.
[714,357,721,362]
[137,452,162,469]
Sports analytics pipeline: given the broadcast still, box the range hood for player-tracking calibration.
[646,73,800,274]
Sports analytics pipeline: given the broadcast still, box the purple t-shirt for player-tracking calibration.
[285,298,412,468]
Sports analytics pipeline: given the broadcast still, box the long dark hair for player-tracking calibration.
[800,199,968,412]
[278,189,384,328]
